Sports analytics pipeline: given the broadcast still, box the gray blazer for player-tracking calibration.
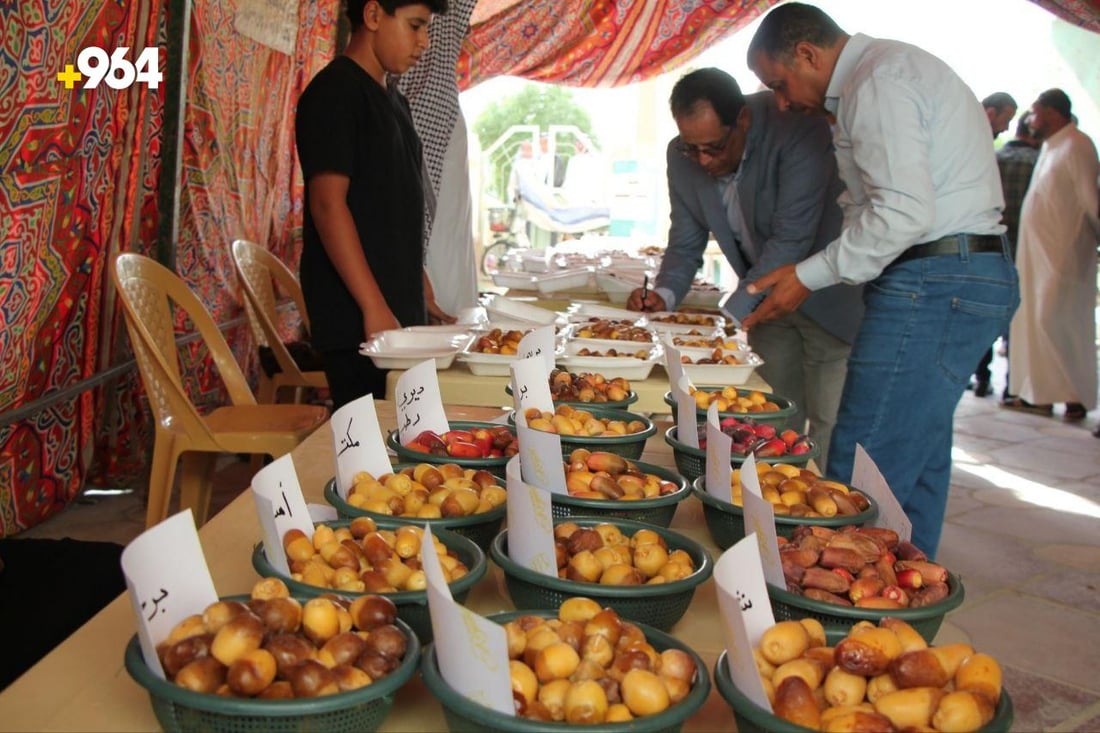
[656,91,863,344]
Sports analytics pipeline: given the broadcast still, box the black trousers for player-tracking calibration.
[322,348,387,410]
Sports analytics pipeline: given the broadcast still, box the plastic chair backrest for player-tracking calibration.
[113,254,257,439]
[231,239,312,380]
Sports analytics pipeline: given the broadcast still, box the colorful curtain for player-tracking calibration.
[1029,0,1100,31]
[0,0,165,536]
[458,0,779,89]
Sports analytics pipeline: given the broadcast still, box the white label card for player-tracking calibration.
[510,355,555,415]
[251,453,315,576]
[518,325,556,376]
[505,456,557,577]
[705,402,732,499]
[714,534,775,713]
[421,525,514,716]
[674,374,699,449]
[664,338,687,388]
[739,455,785,588]
[852,443,913,544]
[331,394,392,499]
[396,360,450,446]
[308,504,339,523]
[121,510,219,678]
[516,416,567,494]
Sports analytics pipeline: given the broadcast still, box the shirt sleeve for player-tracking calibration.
[725,114,836,320]
[656,145,713,310]
[797,74,936,290]
[296,71,356,181]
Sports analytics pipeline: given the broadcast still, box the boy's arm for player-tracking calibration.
[423,270,457,324]
[308,171,399,340]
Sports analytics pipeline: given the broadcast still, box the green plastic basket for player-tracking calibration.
[663,426,820,482]
[508,407,656,460]
[768,571,966,643]
[552,459,689,527]
[124,603,421,733]
[489,517,713,631]
[250,522,487,643]
[661,386,797,426]
[323,470,506,552]
[506,382,640,410]
[713,649,1013,733]
[690,477,879,548]
[421,610,712,733]
[387,420,513,478]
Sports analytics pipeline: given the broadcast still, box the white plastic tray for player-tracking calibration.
[457,340,565,377]
[681,287,727,307]
[535,267,596,295]
[491,271,537,290]
[359,330,473,370]
[562,302,644,323]
[676,347,764,385]
[595,272,644,305]
[646,311,726,331]
[557,341,661,381]
[481,294,559,326]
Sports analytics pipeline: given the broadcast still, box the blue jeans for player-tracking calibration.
[826,243,1019,558]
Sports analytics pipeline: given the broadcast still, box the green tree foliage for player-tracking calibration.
[473,83,597,199]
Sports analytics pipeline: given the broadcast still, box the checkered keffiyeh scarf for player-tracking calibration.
[397,0,477,243]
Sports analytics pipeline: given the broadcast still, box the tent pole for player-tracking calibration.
[155,0,193,269]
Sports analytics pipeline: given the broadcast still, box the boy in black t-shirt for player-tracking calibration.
[296,0,452,409]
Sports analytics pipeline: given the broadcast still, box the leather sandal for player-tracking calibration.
[1064,403,1087,421]
[1001,397,1053,415]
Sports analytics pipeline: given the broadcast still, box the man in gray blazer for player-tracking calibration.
[628,68,863,470]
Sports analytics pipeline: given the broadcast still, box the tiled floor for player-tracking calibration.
[13,355,1100,732]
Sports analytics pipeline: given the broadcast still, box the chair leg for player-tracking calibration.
[258,374,277,405]
[179,452,218,526]
[249,451,268,473]
[146,434,180,528]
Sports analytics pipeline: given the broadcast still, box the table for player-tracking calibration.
[0,403,735,732]
[385,362,771,414]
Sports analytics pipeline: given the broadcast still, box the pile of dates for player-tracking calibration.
[472,328,529,355]
[730,463,871,517]
[157,578,407,698]
[564,449,681,501]
[696,417,812,457]
[505,599,700,723]
[756,616,1003,732]
[347,462,506,518]
[650,313,720,327]
[281,520,470,593]
[525,405,648,436]
[572,318,653,343]
[779,525,952,609]
[689,386,781,413]
[404,425,518,459]
[549,369,632,403]
[551,522,696,585]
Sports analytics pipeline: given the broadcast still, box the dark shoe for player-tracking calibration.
[973,380,991,397]
[1093,424,1100,438]
[1001,397,1053,415]
[1064,403,1087,421]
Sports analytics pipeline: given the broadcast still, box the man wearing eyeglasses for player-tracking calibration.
[627,67,863,471]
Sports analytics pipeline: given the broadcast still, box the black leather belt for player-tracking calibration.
[893,234,1005,265]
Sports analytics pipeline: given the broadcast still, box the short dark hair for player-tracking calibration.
[669,68,746,127]
[1035,88,1072,120]
[982,92,1017,112]
[1015,114,1033,137]
[747,2,845,64]
[346,0,447,30]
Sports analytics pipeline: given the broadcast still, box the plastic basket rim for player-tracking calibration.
[507,407,657,444]
[551,458,690,512]
[489,516,714,598]
[661,386,798,419]
[690,477,880,528]
[712,649,1013,733]
[767,570,966,622]
[324,476,508,529]
[124,606,421,717]
[505,383,640,410]
[386,420,514,468]
[250,522,488,604]
[420,610,712,732]
[664,425,821,464]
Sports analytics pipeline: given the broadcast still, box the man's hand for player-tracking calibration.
[742,264,810,329]
[427,299,457,325]
[364,306,400,342]
[626,288,667,313]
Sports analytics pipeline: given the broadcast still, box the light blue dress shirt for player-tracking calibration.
[796,33,1005,291]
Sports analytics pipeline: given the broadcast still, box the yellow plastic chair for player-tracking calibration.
[113,253,329,528]
[231,239,327,405]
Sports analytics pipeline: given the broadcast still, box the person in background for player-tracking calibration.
[626,68,864,470]
[397,0,480,316]
[982,92,1017,140]
[296,0,453,410]
[744,3,1018,557]
[1006,89,1099,423]
[972,114,1040,398]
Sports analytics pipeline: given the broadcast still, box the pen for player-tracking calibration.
[641,275,649,311]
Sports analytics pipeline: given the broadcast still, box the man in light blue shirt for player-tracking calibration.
[744,3,1019,557]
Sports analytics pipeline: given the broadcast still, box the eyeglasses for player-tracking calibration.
[676,127,734,160]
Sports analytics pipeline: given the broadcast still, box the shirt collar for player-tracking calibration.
[824,33,872,115]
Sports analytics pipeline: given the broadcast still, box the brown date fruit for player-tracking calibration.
[161,633,214,679]
[355,649,396,680]
[227,648,277,696]
[175,656,227,694]
[288,658,340,697]
[263,633,317,678]
[349,594,398,631]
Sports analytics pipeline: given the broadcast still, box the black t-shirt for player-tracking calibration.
[296,56,426,351]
